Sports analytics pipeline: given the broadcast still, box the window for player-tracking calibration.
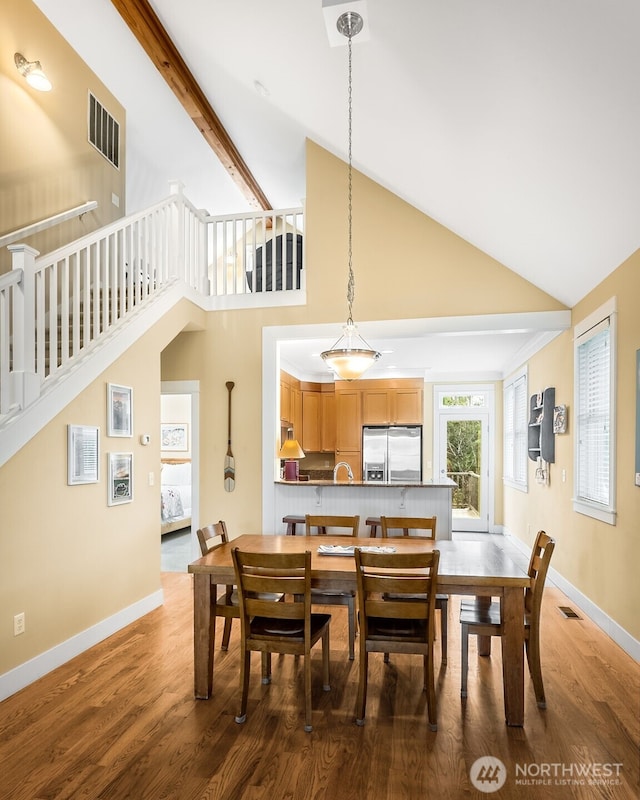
[574,298,617,524]
[503,369,528,490]
[88,92,120,169]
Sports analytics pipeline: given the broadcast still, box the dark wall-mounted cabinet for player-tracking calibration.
[528,387,555,462]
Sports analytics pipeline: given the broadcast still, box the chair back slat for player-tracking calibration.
[380,516,437,539]
[525,530,555,616]
[196,520,229,555]
[305,514,359,536]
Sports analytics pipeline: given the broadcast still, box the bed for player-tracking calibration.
[161,459,192,535]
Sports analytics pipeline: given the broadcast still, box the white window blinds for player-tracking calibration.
[503,371,527,489]
[574,303,616,524]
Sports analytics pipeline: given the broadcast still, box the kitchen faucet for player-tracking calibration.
[333,461,354,483]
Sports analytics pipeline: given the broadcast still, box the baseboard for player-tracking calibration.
[0,589,164,702]
[504,531,640,662]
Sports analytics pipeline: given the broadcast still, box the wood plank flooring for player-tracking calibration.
[0,573,638,800]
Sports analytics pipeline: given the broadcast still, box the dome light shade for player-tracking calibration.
[321,321,381,381]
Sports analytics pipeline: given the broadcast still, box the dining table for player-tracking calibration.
[187,535,531,726]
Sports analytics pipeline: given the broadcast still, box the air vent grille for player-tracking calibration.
[558,606,582,619]
[88,92,120,169]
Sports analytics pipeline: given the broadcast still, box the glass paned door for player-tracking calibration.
[436,408,491,533]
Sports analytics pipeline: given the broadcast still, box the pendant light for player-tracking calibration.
[321,11,381,381]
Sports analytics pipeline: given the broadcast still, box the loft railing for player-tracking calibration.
[0,183,304,418]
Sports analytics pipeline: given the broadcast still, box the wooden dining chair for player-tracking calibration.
[197,521,283,651]
[459,529,556,707]
[231,548,331,733]
[196,521,237,650]
[354,548,441,731]
[380,516,449,663]
[305,514,360,660]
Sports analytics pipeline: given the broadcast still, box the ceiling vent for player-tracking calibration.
[88,92,120,169]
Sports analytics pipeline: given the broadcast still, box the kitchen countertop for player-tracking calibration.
[275,478,457,488]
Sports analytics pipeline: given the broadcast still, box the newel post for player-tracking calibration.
[7,244,41,410]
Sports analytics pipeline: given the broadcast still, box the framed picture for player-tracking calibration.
[553,405,567,434]
[108,452,133,505]
[107,383,133,437]
[67,425,100,485]
[161,422,189,451]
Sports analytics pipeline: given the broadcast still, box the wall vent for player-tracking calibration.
[88,92,120,169]
[558,606,582,619]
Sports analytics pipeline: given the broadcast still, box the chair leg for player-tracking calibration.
[424,651,437,731]
[322,628,331,692]
[525,634,546,708]
[439,599,448,664]
[460,623,469,698]
[235,649,251,724]
[221,618,233,650]
[304,647,313,733]
[261,652,272,684]
[347,597,356,660]
[355,651,368,725]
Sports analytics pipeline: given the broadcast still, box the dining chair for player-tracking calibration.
[305,514,360,660]
[459,529,556,707]
[196,521,237,650]
[379,516,449,663]
[354,547,441,731]
[231,548,331,733]
[197,521,283,651]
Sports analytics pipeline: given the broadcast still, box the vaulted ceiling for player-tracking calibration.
[30,0,640,378]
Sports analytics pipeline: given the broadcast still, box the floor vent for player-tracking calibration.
[558,606,582,619]
[88,92,120,169]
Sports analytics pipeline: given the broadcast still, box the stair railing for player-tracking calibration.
[0,183,304,419]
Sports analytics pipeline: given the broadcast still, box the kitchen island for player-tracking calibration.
[271,478,457,539]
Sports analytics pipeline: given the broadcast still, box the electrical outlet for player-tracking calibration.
[13,612,25,636]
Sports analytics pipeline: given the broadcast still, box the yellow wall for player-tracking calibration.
[0,0,126,272]
[503,251,640,639]
[0,300,203,675]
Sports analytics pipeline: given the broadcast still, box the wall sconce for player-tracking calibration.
[14,52,52,92]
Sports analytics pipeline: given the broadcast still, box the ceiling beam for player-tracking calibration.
[110,0,271,211]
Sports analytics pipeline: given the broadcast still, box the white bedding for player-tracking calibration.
[161,462,192,522]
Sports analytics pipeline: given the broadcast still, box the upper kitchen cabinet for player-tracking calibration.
[362,379,424,425]
[320,388,336,452]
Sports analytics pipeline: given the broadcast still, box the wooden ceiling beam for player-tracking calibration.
[110,0,271,211]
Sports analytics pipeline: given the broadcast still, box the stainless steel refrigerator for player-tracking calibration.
[362,425,422,483]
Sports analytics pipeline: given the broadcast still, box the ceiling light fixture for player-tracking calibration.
[321,11,380,381]
[14,52,52,92]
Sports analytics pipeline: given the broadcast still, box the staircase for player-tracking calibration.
[0,184,304,467]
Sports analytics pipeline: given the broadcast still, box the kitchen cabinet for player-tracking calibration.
[280,379,291,424]
[362,381,423,424]
[292,387,302,441]
[321,390,336,452]
[335,388,362,480]
[302,391,321,451]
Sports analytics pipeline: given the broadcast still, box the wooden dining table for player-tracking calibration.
[187,535,531,726]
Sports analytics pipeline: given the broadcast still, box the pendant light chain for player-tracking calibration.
[346,31,355,326]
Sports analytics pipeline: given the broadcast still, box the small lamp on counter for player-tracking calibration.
[278,434,305,481]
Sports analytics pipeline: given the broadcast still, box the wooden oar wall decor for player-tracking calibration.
[224,381,235,491]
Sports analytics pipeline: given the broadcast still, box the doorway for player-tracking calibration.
[161,380,200,566]
[433,386,494,533]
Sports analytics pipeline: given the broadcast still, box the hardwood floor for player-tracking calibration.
[0,573,638,800]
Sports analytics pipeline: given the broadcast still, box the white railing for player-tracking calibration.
[0,200,99,249]
[0,183,304,418]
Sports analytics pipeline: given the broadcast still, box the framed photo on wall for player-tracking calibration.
[107,383,133,437]
[108,452,133,505]
[67,425,100,485]
[161,422,189,451]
